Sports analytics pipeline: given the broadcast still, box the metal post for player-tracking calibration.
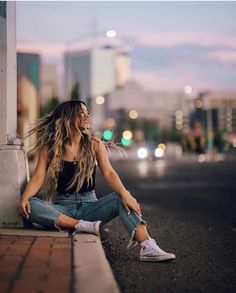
[0,2,28,227]
[207,108,214,161]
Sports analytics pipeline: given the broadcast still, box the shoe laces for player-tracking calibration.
[127,238,138,250]
[82,221,96,233]
[127,228,138,250]
[74,220,95,233]
[141,238,167,256]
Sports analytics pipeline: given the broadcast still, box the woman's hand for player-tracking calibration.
[18,200,31,219]
[121,191,142,217]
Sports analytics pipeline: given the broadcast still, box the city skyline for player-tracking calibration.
[17,1,236,94]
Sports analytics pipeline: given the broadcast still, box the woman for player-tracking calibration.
[18,100,176,262]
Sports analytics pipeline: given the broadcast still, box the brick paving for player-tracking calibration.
[0,235,72,293]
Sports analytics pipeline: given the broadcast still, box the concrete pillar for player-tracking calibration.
[0,2,29,227]
[0,1,17,144]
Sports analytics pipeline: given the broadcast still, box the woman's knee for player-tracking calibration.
[29,197,41,203]
[29,197,41,210]
[28,197,45,220]
[110,192,122,205]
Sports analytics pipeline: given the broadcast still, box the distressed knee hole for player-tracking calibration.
[127,221,147,250]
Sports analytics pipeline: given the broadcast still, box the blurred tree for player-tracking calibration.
[116,108,129,135]
[112,108,189,144]
[40,96,60,117]
[168,129,183,142]
[142,119,160,142]
[213,130,224,153]
[86,96,92,109]
[159,128,183,143]
[71,81,81,100]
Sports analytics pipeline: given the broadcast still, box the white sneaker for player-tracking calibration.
[140,238,176,262]
[74,220,101,236]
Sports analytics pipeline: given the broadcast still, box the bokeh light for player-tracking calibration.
[158,143,166,151]
[106,30,117,38]
[129,110,138,119]
[122,130,133,140]
[102,129,113,140]
[96,96,105,105]
[106,117,116,128]
[184,85,193,95]
[121,138,131,146]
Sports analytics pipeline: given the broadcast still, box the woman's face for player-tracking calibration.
[76,103,91,130]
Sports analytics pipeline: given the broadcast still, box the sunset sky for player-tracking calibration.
[16,1,236,93]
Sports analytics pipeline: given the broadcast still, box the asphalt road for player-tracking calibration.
[95,158,236,293]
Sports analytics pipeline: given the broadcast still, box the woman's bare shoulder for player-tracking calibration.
[37,144,51,162]
[91,137,104,153]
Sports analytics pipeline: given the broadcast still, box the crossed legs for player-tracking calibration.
[28,193,149,243]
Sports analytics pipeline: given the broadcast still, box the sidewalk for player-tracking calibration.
[0,228,120,293]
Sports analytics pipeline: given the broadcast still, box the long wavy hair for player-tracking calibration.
[25,100,97,201]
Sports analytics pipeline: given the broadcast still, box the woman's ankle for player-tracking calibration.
[134,223,149,243]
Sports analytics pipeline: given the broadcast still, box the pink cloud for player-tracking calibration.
[132,30,236,49]
[17,30,236,61]
[17,42,65,57]
[17,36,123,59]
[207,50,236,63]
[131,69,216,93]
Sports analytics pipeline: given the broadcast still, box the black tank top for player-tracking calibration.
[57,161,96,193]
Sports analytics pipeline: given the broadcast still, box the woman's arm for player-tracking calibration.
[18,145,48,218]
[93,139,141,216]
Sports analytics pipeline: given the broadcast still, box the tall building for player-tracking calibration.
[205,91,236,134]
[17,76,39,155]
[64,47,116,100]
[190,91,236,133]
[115,51,130,87]
[17,52,40,154]
[64,47,116,129]
[40,64,60,105]
[106,81,184,129]
[17,52,41,92]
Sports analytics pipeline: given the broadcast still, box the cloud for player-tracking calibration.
[17,30,236,62]
[131,30,236,50]
[17,31,236,93]
[207,50,236,63]
[17,42,65,57]
[131,69,206,92]
[16,36,124,61]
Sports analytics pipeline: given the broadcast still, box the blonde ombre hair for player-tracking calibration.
[25,100,97,201]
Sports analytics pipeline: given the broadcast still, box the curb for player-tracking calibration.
[73,234,120,293]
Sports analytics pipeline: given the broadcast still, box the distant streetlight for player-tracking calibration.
[175,110,183,130]
[184,85,193,95]
[182,85,194,133]
[95,96,105,105]
[106,30,117,38]
[158,143,166,151]
[122,130,133,140]
[105,117,116,128]
[129,110,138,119]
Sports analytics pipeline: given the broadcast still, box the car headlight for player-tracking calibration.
[137,147,148,159]
[155,147,164,158]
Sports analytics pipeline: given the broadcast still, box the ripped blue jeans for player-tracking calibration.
[28,190,147,247]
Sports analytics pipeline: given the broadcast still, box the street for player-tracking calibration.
[96,158,236,293]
